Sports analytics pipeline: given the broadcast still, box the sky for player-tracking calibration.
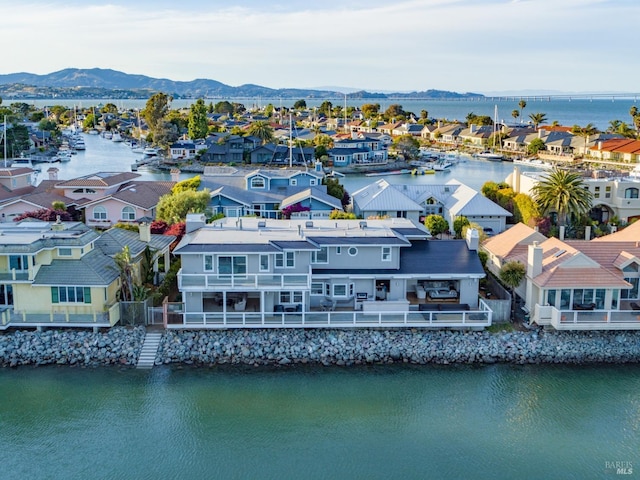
[1,0,638,95]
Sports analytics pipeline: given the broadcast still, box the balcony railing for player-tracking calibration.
[534,305,640,330]
[0,302,120,330]
[167,307,491,329]
[178,269,310,290]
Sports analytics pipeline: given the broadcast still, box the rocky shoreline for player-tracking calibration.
[1,327,640,367]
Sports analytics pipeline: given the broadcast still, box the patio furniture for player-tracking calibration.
[320,298,336,311]
[234,296,247,311]
[274,304,284,313]
[573,302,596,310]
[428,289,458,300]
[415,285,426,300]
[630,302,640,311]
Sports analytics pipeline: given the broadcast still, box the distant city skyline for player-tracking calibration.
[2,0,637,95]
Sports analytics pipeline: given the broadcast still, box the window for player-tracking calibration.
[251,176,266,189]
[203,255,214,272]
[122,206,136,221]
[333,284,347,297]
[382,247,391,261]
[336,246,342,255]
[279,291,303,304]
[348,247,358,256]
[275,251,295,268]
[310,179,317,186]
[625,188,639,199]
[9,255,29,271]
[58,248,72,257]
[93,206,107,220]
[218,256,247,275]
[312,247,328,264]
[289,179,297,186]
[311,282,324,295]
[259,254,269,272]
[51,286,91,304]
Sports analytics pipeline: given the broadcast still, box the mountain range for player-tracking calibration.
[0,68,483,100]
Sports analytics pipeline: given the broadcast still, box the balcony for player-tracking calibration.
[534,304,640,330]
[0,302,120,330]
[164,299,492,329]
[178,269,310,291]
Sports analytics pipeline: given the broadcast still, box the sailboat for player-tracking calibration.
[88,106,99,135]
[475,105,503,161]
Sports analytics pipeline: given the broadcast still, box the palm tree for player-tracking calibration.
[248,120,274,145]
[571,123,598,157]
[531,168,593,228]
[518,100,527,123]
[528,112,547,129]
[511,109,519,124]
[630,105,640,132]
[499,261,526,322]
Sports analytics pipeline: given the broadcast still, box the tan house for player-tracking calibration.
[482,222,640,330]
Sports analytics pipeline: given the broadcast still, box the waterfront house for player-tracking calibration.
[201,166,342,219]
[507,166,640,223]
[0,220,175,330]
[351,179,511,233]
[588,138,640,165]
[481,222,640,330]
[169,140,206,161]
[168,215,490,329]
[328,138,388,167]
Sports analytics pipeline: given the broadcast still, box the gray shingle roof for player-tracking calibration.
[32,249,119,286]
[95,227,175,257]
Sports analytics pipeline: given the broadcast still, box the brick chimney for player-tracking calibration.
[465,227,479,251]
[48,167,59,181]
[170,168,181,182]
[527,241,543,278]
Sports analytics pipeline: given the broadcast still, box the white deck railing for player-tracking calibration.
[534,305,640,330]
[167,308,492,329]
[178,269,310,290]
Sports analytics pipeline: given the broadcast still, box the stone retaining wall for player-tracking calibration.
[1,327,639,367]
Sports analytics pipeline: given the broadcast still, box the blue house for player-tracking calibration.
[201,166,343,219]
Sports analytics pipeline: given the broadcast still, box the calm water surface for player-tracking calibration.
[0,365,638,480]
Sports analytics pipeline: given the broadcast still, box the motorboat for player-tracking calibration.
[432,161,452,171]
[111,132,123,142]
[475,151,503,161]
[143,147,159,156]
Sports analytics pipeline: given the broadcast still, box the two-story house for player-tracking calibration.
[0,220,175,330]
[169,215,490,329]
[201,166,342,219]
[328,138,388,167]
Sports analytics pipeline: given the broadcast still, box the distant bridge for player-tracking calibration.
[382,93,640,102]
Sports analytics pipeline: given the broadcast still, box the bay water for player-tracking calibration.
[10,109,638,480]
[0,364,637,479]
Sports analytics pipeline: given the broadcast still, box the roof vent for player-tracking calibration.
[553,249,566,258]
[305,221,313,228]
[359,221,367,229]
[258,220,266,228]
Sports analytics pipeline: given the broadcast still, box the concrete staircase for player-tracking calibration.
[136,332,163,369]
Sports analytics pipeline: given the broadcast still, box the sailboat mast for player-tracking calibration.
[2,115,7,167]
[289,112,293,168]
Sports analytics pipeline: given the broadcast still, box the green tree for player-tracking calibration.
[293,99,307,110]
[527,137,546,155]
[113,246,135,302]
[156,189,211,224]
[512,193,540,225]
[531,168,593,228]
[361,103,380,119]
[392,134,420,159]
[102,103,118,114]
[248,120,275,144]
[83,113,97,130]
[142,92,172,142]
[630,105,639,131]
[424,214,449,238]
[188,99,209,140]
[511,109,519,123]
[518,100,527,123]
[214,101,235,115]
[323,177,349,206]
[528,112,547,129]
[571,123,598,157]
[38,119,57,132]
[171,175,201,194]
[453,216,470,239]
[499,261,526,321]
[384,104,405,120]
[318,101,333,117]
